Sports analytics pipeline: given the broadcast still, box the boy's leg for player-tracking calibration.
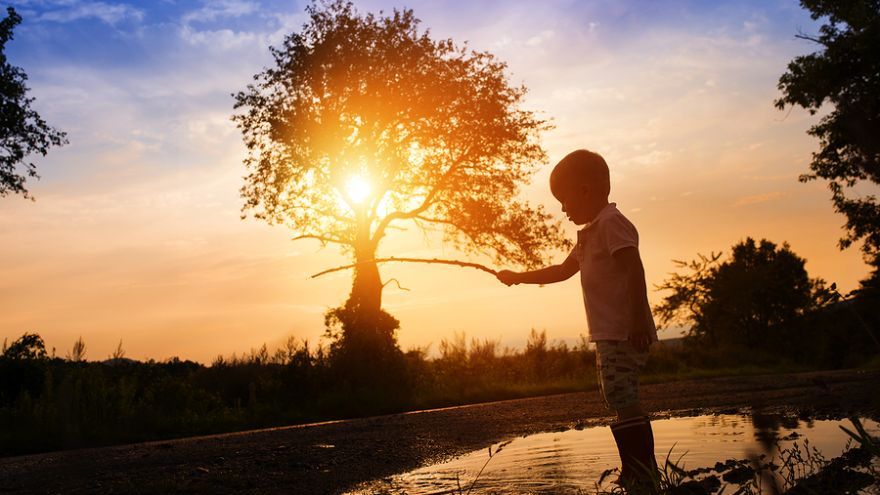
[617,403,646,421]
[610,415,657,488]
[596,340,657,489]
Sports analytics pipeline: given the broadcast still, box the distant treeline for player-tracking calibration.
[2,286,878,456]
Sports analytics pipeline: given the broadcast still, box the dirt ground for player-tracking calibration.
[1,369,878,494]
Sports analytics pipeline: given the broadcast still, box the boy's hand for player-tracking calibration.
[496,270,520,286]
[628,329,652,353]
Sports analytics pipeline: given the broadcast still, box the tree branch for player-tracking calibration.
[371,146,472,242]
[282,203,353,224]
[367,185,390,227]
[382,278,410,291]
[293,234,353,246]
[372,193,439,242]
[413,215,488,254]
[310,256,498,278]
[794,32,825,45]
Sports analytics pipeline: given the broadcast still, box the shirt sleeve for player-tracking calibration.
[601,211,639,255]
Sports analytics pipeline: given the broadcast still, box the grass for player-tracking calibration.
[411,376,594,409]
[859,353,880,370]
[1,328,877,457]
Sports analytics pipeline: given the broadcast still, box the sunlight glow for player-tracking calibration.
[346,175,371,204]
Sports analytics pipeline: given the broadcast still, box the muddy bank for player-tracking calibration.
[1,369,878,494]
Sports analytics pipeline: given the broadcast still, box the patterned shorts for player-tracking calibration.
[595,339,648,411]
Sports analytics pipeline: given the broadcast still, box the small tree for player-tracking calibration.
[1,333,47,361]
[775,0,880,283]
[655,238,826,348]
[233,1,569,368]
[0,333,48,406]
[109,340,126,360]
[1,7,68,199]
[66,336,87,362]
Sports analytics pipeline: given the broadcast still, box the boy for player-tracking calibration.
[497,149,658,489]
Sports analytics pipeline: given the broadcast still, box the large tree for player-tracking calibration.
[654,238,826,348]
[775,0,880,281]
[0,7,67,199]
[233,1,569,323]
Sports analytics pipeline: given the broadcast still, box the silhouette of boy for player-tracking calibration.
[497,149,658,489]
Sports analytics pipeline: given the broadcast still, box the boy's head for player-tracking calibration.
[550,149,610,226]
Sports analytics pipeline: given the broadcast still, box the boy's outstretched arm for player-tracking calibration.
[497,252,579,286]
[613,246,652,352]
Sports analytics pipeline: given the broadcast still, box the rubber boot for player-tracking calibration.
[611,416,658,493]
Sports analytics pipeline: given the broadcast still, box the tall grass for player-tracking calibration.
[0,324,876,457]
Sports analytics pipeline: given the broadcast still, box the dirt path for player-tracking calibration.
[1,369,878,494]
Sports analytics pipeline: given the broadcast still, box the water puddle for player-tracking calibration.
[347,413,879,494]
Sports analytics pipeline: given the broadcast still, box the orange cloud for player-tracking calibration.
[732,191,785,207]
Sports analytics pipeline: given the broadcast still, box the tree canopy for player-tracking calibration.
[654,238,827,347]
[232,1,570,315]
[0,7,67,199]
[775,0,880,278]
[1,333,47,361]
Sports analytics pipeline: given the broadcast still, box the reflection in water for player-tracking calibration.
[345,414,878,495]
[751,411,803,453]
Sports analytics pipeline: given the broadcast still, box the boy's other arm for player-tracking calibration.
[497,252,579,286]
[613,246,652,352]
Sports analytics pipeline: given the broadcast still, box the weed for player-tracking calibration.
[458,440,513,495]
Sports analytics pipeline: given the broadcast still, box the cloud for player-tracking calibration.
[181,0,259,24]
[36,1,144,25]
[525,29,554,46]
[178,24,260,49]
[742,173,796,182]
[628,149,671,168]
[492,35,512,48]
[493,29,554,49]
[177,4,306,54]
[732,191,785,207]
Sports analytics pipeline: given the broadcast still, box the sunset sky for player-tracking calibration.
[1,0,871,363]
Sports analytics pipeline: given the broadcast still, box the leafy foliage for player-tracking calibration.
[0,331,598,455]
[654,238,829,347]
[0,7,68,199]
[775,0,880,273]
[2,332,47,361]
[66,335,87,362]
[232,0,569,269]
[0,333,49,417]
[323,302,409,398]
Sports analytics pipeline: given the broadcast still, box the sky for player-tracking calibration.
[0,0,872,363]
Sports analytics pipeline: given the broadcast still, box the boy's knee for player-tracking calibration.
[615,403,645,421]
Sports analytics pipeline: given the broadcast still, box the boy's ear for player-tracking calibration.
[579,183,590,196]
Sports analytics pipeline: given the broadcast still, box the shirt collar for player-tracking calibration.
[579,202,617,233]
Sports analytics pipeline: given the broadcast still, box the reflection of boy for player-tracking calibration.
[497,149,658,488]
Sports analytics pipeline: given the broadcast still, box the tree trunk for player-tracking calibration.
[348,246,382,314]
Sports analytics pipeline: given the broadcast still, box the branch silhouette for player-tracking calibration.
[311,257,498,279]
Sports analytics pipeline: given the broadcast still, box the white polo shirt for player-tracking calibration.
[571,203,658,342]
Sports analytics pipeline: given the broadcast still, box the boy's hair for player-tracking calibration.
[550,149,610,200]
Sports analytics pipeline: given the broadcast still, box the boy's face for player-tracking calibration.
[556,181,596,226]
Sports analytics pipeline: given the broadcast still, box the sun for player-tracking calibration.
[345,175,371,204]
